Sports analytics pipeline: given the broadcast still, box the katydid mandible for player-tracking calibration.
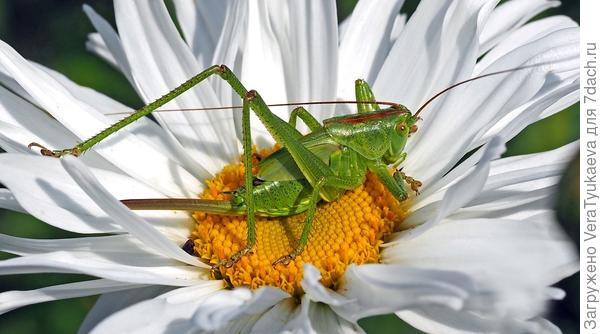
[28,64,537,269]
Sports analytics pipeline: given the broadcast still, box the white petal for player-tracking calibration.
[409,141,576,227]
[305,301,362,334]
[393,137,504,239]
[0,84,114,171]
[419,139,577,206]
[36,62,168,165]
[83,4,135,85]
[493,141,578,176]
[333,264,475,322]
[249,298,297,334]
[302,264,352,307]
[0,188,24,213]
[285,0,339,121]
[383,218,578,317]
[0,279,138,315]
[114,0,239,172]
[0,121,42,154]
[36,61,210,194]
[0,154,121,233]
[389,14,407,42]
[27,66,199,237]
[0,235,208,284]
[446,185,556,221]
[0,40,201,197]
[477,16,578,72]
[479,0,560,53]
[213,315,263,334]
[281,295,314,334]
[280,297,363,334]
[172,0,227,67]
[384,217,577,283]
[338,13,351,41]
[85,33,119,70]
[0,251,205,286]
[191,287,289,331]
[0,234,183,268]
[239,1,291,145]
[211,0,247,105]
[82,24,210,177]
[397,305,555,334]
[61,156,206,267]
[0,154,192,236]
[79,285,174,334]
[475,80,578,148]
[405,28,578,183]
[90,283,223,334]
[337,0,405,99]
[374,0,495,110]
[464,142,576,203]
[0,84,73,148]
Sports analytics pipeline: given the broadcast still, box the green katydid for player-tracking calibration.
[28,64,537,268]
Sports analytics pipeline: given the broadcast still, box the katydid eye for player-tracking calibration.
[396,124,407,133]
[409,125,418,133]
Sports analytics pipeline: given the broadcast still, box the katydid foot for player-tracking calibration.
[28,142,81,158]
[212,244,255,270]
[395,169,423,195]
[272,246,305,266]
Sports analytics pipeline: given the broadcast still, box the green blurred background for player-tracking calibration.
[0,0,580,333]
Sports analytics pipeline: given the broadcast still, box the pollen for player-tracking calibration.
[191,147,409,296]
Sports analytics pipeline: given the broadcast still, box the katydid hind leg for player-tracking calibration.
[272,179,324,266]
[32,65,226,157]
[272,172,364,266]
[214,95,257,269]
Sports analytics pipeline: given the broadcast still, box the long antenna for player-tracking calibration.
[413,64,544,118]
[105,63,546,117]
[105,100,401,116]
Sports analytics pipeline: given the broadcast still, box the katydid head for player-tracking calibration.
[383,106,418,164]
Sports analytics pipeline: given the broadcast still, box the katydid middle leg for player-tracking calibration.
[289,106,322,131]
[355,79,381,113]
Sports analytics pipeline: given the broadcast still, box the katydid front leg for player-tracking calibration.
[369,160,409,202]
[394,169,423,195]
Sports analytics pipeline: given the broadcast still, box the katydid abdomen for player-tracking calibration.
[123,137,360,217]
[121,178,314,217]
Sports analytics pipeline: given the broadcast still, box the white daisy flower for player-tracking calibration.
[0,0,579,333]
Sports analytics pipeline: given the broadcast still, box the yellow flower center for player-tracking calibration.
[191,148,409,296]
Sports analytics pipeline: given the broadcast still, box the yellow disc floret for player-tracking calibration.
[191,148,409,296]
